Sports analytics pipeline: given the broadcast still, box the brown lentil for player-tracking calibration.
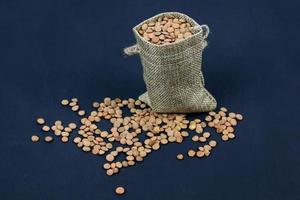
[44,136,53,143]
[61,99,69,106]
[42,125,50,132]
[115,186,125,195]
[61,136,68,143]
[209,140,217,147]
[36,118,45,125]
[176,154,184,160]
[188,150,196,157]
[31,135,39,142]
[68,123,77,129]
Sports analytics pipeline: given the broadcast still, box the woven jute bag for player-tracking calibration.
[124,12,217,113]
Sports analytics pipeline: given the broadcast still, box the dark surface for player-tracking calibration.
[0,0,299,199]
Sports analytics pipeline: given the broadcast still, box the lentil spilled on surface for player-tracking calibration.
[31,97,244,195]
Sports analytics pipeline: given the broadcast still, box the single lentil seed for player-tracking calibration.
[72,105,79,111]
[42,125,50,132]
[196,151,205,158]
[103,163,110,170]
[106,169,114,176]
[209,140,217,147]
[71,98,78,102]
[73,137,81,143]
[192,135,199,142]
[54,120,62,126]
[222,135,229,141]
[199,137,206,142]
[61,99,69,106]
[106,154,115,162]
[228,133,235,139]
[188,150,196,157]
[176,154,184,160]
[236,114,243,120]
[115,187,125,195]
[203,132,210,138]
[31,135,39,142]
[61,136,68,143]
[78,110,85,116]
[220,107,228,112]
[44,136,53,143]
[68,123,77,129]
[36,118,45,125]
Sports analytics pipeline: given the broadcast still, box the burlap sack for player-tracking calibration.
[124,12,217,113]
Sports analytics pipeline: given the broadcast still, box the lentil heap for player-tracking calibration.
[31,97,244,195]
[138,15,194,45]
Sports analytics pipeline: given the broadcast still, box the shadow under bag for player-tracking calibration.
[124,12,217,113]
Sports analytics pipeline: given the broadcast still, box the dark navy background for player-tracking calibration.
[0,0,299,199]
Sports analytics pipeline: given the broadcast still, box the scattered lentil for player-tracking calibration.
[31,135,39,142]
[209,140,217,147]
[78,110,85,116]
[33,97,244,181]
[42,125,50,132]
[115,186,125,195]
[36,118,45,125]
[188,150,196,157]
[61,99,69,106]
[177,154,184,160]
[44,136,53,143]
[236,114,243,121]
[68,123,77,129]
[61,136,68,143]
[71,105,79,111]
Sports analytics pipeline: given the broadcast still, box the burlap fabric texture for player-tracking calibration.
[124,12,217,113]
